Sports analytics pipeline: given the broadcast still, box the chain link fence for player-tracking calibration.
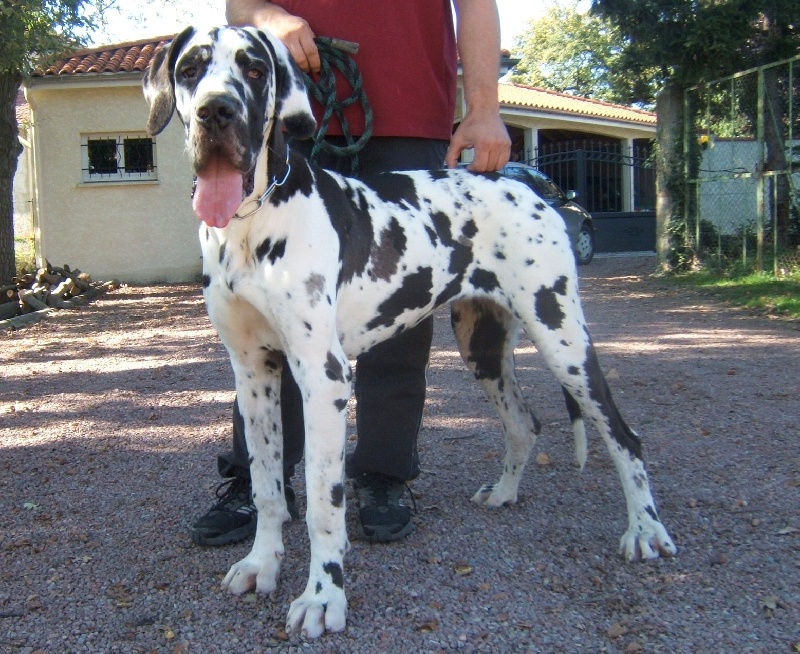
[684,55,800,275]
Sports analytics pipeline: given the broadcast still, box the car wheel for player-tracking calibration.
[574,225,595,265]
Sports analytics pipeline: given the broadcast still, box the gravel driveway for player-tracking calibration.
[2,255,798,653]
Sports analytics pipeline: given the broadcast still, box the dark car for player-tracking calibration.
[498,163,595,265]
[460,162,596,265]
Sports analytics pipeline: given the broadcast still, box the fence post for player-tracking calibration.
[575,149,587,210]
[683,89,691,250]
[695,180,701,255]
[773,174,779,276]
[756,67,765,272]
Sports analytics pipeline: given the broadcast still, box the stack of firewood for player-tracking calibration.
[0,263,97,321]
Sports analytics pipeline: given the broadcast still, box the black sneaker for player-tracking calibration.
[191,475,300,546]
[352,473,414,543]
[191,476,256,546]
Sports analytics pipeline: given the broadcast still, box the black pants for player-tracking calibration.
[218,137,448,483]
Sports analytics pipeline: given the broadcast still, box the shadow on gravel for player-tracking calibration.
[1,259,798,653]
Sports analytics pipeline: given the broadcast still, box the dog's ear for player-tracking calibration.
[143,26,196,136]
[257,29,317,140]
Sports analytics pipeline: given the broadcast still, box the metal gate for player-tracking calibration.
[520,139,657,253]
[683,55,800,273]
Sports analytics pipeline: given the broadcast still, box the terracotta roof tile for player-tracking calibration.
[16,89,30,124]
[35,36,172,77]
[499,83,656,126]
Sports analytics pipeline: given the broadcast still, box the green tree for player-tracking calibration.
[591,0,798,270]
[510,3,659,107]
[0,0,93,284]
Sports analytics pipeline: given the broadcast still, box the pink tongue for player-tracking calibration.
[192,158,243,229]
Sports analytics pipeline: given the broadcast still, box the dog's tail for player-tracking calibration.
[562,388,587,470]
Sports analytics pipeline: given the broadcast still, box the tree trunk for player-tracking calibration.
[655,81,684,272]
[760,8,793,248]
[0,70,23,285]
[762,65,790,246]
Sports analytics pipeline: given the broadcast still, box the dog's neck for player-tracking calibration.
[234,119,291,220]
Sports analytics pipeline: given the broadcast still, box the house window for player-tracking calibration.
[81,133,157,182]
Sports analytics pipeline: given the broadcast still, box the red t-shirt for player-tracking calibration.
[271,0,457,140]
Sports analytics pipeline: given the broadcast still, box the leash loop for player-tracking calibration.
[303,37,373,175]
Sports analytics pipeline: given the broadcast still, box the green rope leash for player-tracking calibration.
[302,37,373,175]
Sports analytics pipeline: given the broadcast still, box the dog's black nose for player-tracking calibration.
[196,94,238,129]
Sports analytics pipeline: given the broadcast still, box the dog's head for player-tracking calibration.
[143,26,316,228]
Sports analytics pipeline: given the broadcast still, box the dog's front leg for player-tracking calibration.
[221,348,289,596]
[285,343,351,638]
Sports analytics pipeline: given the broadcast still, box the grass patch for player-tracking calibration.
[669,269,800,319]
[14,235,35,276]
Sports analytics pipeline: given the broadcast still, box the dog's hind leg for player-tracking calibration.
[516,275,676,561]
[451,299,541,507]
[570,345,674,560]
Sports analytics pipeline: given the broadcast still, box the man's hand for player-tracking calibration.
[227,0,320,73]
[449,0,511,172]
[264,12,320,74]
[446,111,511,172]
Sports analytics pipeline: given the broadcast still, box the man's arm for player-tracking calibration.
[226,0,320,73]
[447,0,511,172]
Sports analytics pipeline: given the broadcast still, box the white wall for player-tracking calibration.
[26,80,201,283]
[13,138,33,238]
[699,140,759,235]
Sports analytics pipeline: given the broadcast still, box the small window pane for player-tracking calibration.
[124,138,154,174]
[524,170,563,203]
[88,139,118,175]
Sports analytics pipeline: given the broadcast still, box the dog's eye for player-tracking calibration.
[246,68,263,80]
[181,67,198,80]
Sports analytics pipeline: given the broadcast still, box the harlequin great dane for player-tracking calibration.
[143,25,676,638]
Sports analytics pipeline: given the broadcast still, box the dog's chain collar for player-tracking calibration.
[234,147,292,220]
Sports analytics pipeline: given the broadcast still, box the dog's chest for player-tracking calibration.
[200,217,338,316]
[201,223,277,299]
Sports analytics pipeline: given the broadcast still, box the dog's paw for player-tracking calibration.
[619,518,677,562]
[471,482,517,507]
[286,586,347,638]
[221,550,282,595]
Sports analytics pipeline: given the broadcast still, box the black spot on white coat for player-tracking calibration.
[534,276,569,330]
[330,483,344,507]
[323,561,344,588]
[366,267,434,330]
[369,217,406,281]
[324,351,346,383]
[315,170,373,288]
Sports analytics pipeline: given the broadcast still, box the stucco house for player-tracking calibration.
[20,36,657,283]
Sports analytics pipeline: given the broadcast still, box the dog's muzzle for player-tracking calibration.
[196,93,239,131]
[189,93,249,230]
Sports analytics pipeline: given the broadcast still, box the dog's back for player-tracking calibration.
[305,165,578,357]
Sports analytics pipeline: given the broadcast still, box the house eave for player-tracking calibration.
[26,71,144,91]
[500,105,657,134]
